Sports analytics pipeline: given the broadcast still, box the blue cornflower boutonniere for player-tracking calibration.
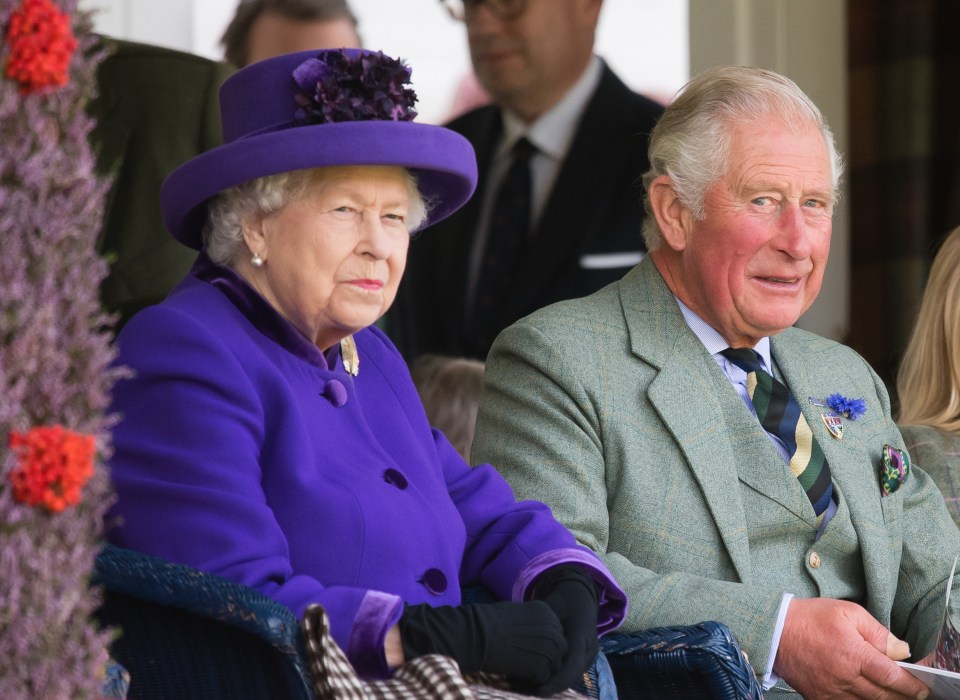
[825,393,867,421]
[808,393,867,440]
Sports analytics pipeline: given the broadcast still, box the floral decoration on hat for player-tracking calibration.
[292,49,418,125]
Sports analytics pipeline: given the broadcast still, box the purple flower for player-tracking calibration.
[292,49,418,125]
[826,393,867,421]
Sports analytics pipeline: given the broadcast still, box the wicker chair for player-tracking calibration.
[597,622,764,700]
[93,544,763,699]
[93,544,313,699]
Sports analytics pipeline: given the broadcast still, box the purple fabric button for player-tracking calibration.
[383,468,408,490]
[419,569,448,595]
[321,379,347,407]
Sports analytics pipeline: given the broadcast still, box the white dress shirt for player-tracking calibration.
[466,56,604,311]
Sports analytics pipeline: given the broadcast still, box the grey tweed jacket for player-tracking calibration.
[474,256,960,680]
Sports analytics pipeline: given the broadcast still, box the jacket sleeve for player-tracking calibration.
[108,305,401,678]
[473,318,790,672]
[436,428,626,634]
[364,325,627,633]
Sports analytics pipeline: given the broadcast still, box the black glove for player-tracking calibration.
[530,565,600,696]
[398,599,567,691]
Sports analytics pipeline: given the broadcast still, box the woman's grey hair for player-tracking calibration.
[641,65,844,251]
[203,167,429,266]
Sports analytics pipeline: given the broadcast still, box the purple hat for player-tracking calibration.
[160,49,478,250]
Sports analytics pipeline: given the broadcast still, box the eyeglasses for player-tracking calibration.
[440,0,528,22]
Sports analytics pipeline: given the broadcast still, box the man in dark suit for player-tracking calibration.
[393,0,663,360]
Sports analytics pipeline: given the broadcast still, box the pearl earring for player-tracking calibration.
[251,253,264,267]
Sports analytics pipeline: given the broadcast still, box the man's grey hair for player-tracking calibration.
[641,65,844,251]
[203,167,428,266]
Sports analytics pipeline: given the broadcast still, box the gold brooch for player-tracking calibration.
[340,336,359,376]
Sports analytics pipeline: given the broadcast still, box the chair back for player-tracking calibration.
[93,544,314,699]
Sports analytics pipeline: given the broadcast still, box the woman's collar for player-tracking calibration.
[191,251,337,371]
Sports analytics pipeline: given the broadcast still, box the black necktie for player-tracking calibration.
[721,348,834,520]
[466,137,536,356]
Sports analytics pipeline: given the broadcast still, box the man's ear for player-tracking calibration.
[647,175,690,252]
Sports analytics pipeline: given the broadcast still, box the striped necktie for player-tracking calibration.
[721,348,834,519]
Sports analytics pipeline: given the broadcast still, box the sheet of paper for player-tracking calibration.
[898,662,960,699]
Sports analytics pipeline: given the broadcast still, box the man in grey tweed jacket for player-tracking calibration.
[474,65,959,699]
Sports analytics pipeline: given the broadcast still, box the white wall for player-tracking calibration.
[79,0,689,125]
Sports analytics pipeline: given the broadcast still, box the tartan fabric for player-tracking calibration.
[846,0,960,391]
[721,348,833,518]
[302,604,585,700]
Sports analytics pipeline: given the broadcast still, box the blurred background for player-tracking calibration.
[79,0,960,396]
[78,0,689,125]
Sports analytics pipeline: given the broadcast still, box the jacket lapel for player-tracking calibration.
[771,332,899,613]
[414,107,501,348]
[510,64,649,315]
[622,260,753,581]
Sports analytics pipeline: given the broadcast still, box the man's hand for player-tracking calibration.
[773,597,929,699]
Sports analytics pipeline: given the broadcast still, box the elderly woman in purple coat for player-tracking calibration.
[106,49,625,696]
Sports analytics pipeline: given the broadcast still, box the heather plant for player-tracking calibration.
[0,0,123,696]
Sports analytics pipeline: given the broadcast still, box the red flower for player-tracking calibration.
[8,425,95,512]
[4,0,78,95]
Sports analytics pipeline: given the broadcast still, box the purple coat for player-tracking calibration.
[107,255,625,676]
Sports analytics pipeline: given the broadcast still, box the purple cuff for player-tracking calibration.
[512,548,627,635]
[346,590,404,679]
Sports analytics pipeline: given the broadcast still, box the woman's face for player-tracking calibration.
[243,165,412,350]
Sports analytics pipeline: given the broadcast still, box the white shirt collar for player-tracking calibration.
[675,296,773,371]
[499,55,603,161]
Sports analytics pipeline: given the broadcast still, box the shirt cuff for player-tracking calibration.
[762,592,794,690]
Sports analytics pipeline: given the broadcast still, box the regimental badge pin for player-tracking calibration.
[821,413,844,440]
[809,393,866,441]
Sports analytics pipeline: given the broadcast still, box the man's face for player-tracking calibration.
[670,116,834,348]
[246,11,360,66]
[465,0,600,122]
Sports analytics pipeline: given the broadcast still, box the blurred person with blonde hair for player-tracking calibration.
[897,225,960,526]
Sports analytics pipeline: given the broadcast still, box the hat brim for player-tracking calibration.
[160,120,477,250]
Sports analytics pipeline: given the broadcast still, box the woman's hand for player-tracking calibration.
[530,565,600,696]
[398,600,567,693]
[385,624,404,669]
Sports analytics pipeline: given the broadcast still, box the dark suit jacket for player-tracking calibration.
[392,62,663,360]
[90,38,233,328]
